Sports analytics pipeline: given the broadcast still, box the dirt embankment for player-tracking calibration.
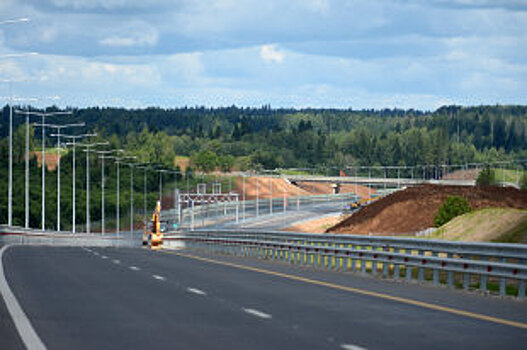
[234,177,312,200]
[327,185,527,235]
[295,182,376,199]
[283,215,345,234]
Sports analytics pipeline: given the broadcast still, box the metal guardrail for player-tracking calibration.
[165,229,527,298]
[0,225,135,247]
[161,192,358,229]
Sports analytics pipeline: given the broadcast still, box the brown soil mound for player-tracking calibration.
[296,182,376,199]
[32,151,59,171]
[234,177,312,200]
[327,185,527,235]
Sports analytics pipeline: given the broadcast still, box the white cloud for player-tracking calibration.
[100,28,158,47]
[260,45,284,63]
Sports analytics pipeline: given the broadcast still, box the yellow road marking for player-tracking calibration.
[162,249,527,330]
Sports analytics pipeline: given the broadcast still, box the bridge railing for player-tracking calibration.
[165,229,527,298]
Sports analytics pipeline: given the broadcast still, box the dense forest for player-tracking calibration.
[1,104,526,229]
[2,105,526,170]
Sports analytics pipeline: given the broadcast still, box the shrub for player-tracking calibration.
[434,195,472,227]
[520,172,527,190]
[476,165,496,187]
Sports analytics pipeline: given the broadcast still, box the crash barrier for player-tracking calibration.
[165,229,527,298]
[161,192,359,229]
[0,225,136,247]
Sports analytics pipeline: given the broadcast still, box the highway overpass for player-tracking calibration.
[286,175,475,188]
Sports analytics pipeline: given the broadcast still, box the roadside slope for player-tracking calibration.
[327,185,527,235]
[431,208,527,242]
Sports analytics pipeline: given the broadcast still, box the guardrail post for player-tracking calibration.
[417,250,424,282]
[361,252,366,274]
[350,245,356,272]
[405,257,412,281]
[447,253,454,287]
[480,257,488,293]
[432,252,439,286]
[393,249,400,279]
[518,280,525,299]
[338,244,344,270]
[463,272,470,290]
[382,246,389,278]
[499,258,507,296]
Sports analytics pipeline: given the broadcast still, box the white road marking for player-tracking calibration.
[341,344,367,350]
[113,259,120,264]
[0,245,47,350]
[129,266,140,271]
[93,251,99,256]
[152,274,166,281]
[242,308,272,319]
[186,287,207,296]
[101,255,108,259]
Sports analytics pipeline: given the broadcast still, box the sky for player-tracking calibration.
[0,0,526,110]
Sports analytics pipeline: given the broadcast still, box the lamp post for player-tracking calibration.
[48,123,85,231]
[60,134,96,233]
[0,15,33,226]
[97,150,124,235]
[105,156,136,236]
[78,141,109,233]
[29,111,73,230]
[136,165,151,229]
[122,161,148,238]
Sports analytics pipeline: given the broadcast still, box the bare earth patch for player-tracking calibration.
[283,215,345,234]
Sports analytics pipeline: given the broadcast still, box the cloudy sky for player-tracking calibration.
[1,0,526,110]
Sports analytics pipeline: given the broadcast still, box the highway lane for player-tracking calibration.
[2,245,527,350]
[209,201,347,231]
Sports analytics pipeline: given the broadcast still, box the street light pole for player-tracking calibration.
[48,123,85,231]
[79,141,109,233]
[96,150,124,235]
[105,156,136,237]
[8,105,12,226]
[30,111,73,230]
[61,134,96,234]
[1,17,32,226]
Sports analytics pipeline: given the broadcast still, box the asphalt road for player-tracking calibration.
[207,201,347,231]
[2,245,527,350]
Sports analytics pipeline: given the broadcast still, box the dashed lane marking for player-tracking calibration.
[129,266,140,271]
[186,287,207,296]
[164,250,527,331]
[341,344,367,350]
[101,255,108,259]
[242,308,272,319]
[152,274,166,281]
[113,259,120,264]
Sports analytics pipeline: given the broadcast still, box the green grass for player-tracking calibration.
[492,168,525,184]
[280,169,312,176]
[491,219,527,243]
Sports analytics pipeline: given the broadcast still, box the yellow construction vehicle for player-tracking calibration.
[150,201,163,250]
